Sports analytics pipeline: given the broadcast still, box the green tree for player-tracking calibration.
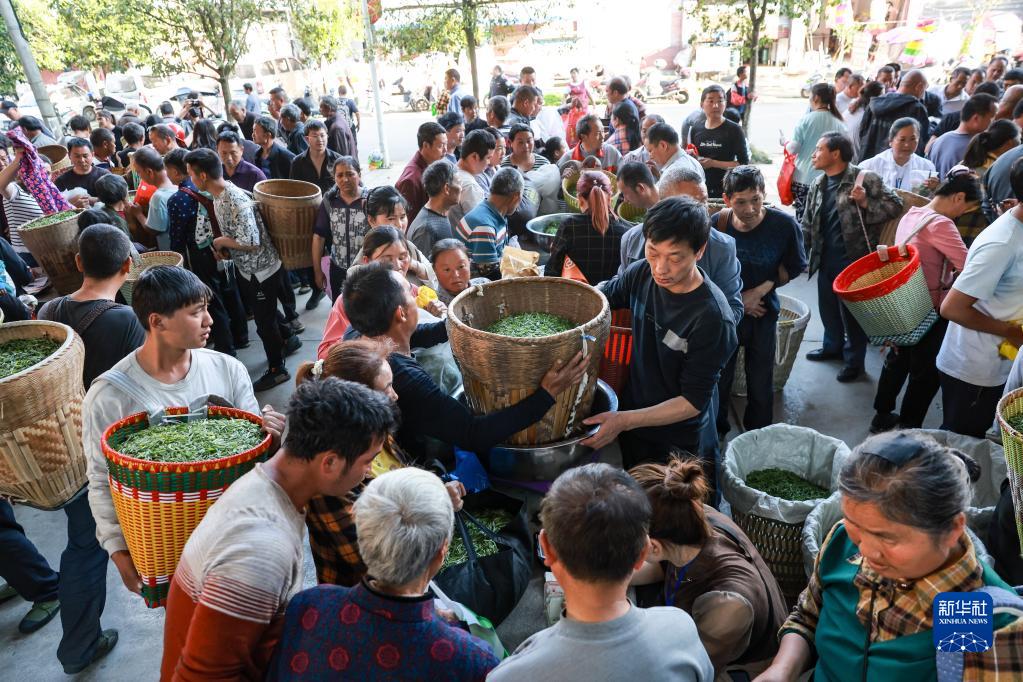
[0,0,64,95]
[288,0,362,95]
[380,0,551,98]
[53,0,162,74]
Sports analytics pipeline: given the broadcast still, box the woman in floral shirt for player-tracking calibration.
[311,155,368,302]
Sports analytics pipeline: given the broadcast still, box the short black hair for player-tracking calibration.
[835,67,852,80]
[254,115,277,137]
[343,261,408,337]
[423,159,456,196]
[437,111,464,131]
[164,148,188,175]
[607,77,629,96]
[417,121,446,148]
[643,196,710,252]
[89,127,114,148]
[700,84,726,103]
[269,86,287,99]
[319,95,338,114]
[361,225,405,259]
[67,137,92,152]
[460,95,477,110]
[216,130,242,147]
[460,128,496,161]
[184,147,223,180]
[122,122,145,145]
[1010,156,1023,201]
[820,131,854,162]
[295,97,313,117]
[365,185,407,218]
[508,123,532,143]
[513,85,539,104]
[18,116,44,132]
[77,208,112,231]
[487,95,510,124]
[617,160,656,191]
[576,114,600,139]
[133,146,165,172]
[974,81,1002,97]
[158,101,174,116]
[330,154,360,175]
[67,115,90,132]
[1004,68,1023,83]
[284,377,398,466]
[132,265,211,330]
[304,119,327,136]
[722,165,766,196]
[430,238,468,264]
[243,82,253,92]
[150,124,175,142]
[78,224,132,279]
[962,93,998,121]
[540,463,651,583]
[646,122,679,146]
[445,68,461,82]
[93,173,129,205]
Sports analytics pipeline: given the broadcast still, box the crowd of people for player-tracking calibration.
[1,54,1023,681]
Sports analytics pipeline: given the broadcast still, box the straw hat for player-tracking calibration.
[38,144,70,173]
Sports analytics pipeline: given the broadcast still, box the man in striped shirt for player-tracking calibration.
[456,167,523,280]
[502,123,551,173]
[161,378,398,680]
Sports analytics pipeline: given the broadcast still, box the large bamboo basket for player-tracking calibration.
[120,251,184,305]
[877,189,928,246]
[102,406,272,607]
[254,179,322,269]
[38,144,71,174]
[562,171,618,213]
[19,210,83,295]
[0,321,87,509]
[996,388,1023,555]
[447,277,610,446]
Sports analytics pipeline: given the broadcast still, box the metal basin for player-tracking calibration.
[525,213,573,252]
[454,379,618,481]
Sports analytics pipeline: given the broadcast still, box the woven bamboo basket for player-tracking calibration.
[562,172,618,213]
[120,251,184,305]
[615,196,646,223]
[19,210,83,295]
[102,406,272,607]
[878,189,928,246]
[447,277,610,446]
[996,388,1023,555]
[254,179,322,270]
[0,321,87,509]
[38,144,70,174]
[732,294,812,396]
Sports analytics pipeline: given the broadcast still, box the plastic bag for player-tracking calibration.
[430,581,508,659]
[722,424,851,524]
[778,148,797,206]
[528,164,563,216]
[500,245,540,278]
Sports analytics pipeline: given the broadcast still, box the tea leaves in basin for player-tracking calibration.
[118,418,264,463]
[486,312,575,338]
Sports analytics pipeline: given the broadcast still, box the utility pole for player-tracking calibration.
[359,0,390,167]
[0,0,61,134]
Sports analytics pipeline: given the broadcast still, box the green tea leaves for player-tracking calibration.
[486,312,574,338]
[442,509,513,569]
[21,210,78,230]
[746,468,829,502]
[0,337,60,379]
[118,418,264,463]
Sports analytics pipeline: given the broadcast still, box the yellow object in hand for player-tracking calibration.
[416,286,438,309]
[1000,341,1019,361]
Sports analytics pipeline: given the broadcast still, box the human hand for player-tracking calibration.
[212,236,231,253]
[698,157,714,169]
[111,550,143,595]
[742,289,767,318]
[849,184,867,207]
[539,351,588,397]
[645,159,661,180]
[999,198,1018,215]
[445,480,466,511]
[1005,323,1023,348]
[426,299,447,317]
[261,405,286,452]
[580,410,631,450]
[69,194,91,209]
[924,176,940,190]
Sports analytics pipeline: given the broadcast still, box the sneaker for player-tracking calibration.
[298,285,312,294]
[0,583,17,604]
[288,318,305,334]
[305,288,326,311]
[284,335,303,356]
[253,367,290,392]
[62,629,119,674]
[836,365,863,383]
[870,412,901,434]
[18,598,60,634]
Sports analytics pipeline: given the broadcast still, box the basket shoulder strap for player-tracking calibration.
[717,208,731,232]
[37,297,118,336]
[92,368,162,415]
[899,211,941,248]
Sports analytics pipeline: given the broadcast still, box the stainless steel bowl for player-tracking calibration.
[525,213,574,252]
[455,379,619,481]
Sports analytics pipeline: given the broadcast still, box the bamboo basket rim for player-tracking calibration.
[0,320,76,385]
[997,387,1023,440]
[253,178,322,201]
[20,209,83,233]
[447,277,610,348]
[126,251,184,283]
[102,406,271,473]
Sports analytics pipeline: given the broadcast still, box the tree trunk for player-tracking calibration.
[743,0,766,133]
[219,71,232,113]
[462,1,480,98]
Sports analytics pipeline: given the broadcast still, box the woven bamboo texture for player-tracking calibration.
[447,277,610,446]
[732,509,808,607]
[562,172,618,213]
[996,388,1023,557]
[841,265,932,338]
[102,406,272,607]
[0,321,86,509]
[254,179,322,270]
[878,189,929,246]
[600,309,633,395]
[616,197,646,223]
[733,294,812,396]
[120,251,184,305]
[38,144,70,172]
[19,210,84,295]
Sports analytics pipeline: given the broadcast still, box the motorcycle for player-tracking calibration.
[632,65,691,104]
[394,77,431,112]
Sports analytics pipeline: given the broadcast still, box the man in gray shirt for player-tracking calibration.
[407,159,460,255]
[927,93,997,176]
[488,463,713,682]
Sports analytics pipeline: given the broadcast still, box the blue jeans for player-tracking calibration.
[817,255,868,369]
[0,495,108,667]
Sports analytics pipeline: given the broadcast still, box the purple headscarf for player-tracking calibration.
[5,127,73,215]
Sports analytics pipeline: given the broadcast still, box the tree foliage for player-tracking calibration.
[53,0,161,74]
[289,0,362,65]
[0,0,65,94]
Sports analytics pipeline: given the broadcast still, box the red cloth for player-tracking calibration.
[5,127,72,215]
[395,151,429,222]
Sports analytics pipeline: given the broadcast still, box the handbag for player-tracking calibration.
[433,488,533,625]
[778,148,797,206]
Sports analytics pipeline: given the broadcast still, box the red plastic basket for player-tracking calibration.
[600,309,633,394]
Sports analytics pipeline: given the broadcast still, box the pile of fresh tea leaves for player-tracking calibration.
[486,312,574,338]
[0,337,61,379]
[118,418,264,463]
[1005,413,1023,434]
[21,210,78,230]
[542,222,561,235]
[746,468,829,502]
[442,509,513,569]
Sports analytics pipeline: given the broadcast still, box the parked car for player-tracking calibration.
[230,57,322,101]
[102,72,163,117]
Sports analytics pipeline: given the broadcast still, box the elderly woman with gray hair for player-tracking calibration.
[754,430,1023,682]
[269,468,500,680]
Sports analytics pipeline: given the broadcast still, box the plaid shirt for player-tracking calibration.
[784,522,1023,680]
[547,213,631,284]
[607,127,632,156]
[305,493,366,587]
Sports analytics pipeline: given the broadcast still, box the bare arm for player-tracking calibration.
[580,395,699,450]
[752,633,814,682]
[940,289,1023,346]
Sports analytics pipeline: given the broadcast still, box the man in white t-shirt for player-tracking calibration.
[936,158,1023,438]
[82,266,286,598]
[447,129,495,230]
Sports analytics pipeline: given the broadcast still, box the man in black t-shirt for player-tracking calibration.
[712,167,807,433]
[690,85,749,198]
[590,196,738,482]
[55,138,110,208]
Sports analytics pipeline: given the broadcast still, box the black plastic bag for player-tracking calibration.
[433,489,533,625]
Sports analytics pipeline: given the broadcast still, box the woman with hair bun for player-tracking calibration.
[546,170,629,283]
[630,457,786,679]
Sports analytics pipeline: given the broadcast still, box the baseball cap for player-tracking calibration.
[0,100,17,113]
[166,122,187,147]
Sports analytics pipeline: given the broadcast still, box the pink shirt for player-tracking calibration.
[895,206,969,307]
[317,282,421,360]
